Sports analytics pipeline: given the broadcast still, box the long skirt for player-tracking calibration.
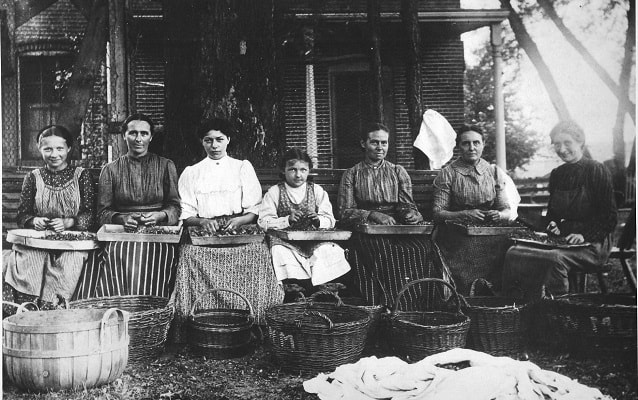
[73,241,178,299]
[502,240,611,302]
[346,232,450,312]
[171,242,284,343]
[3,244,91,302]
[433,225,512,296]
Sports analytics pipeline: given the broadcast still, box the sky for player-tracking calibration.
[460,0,635,177]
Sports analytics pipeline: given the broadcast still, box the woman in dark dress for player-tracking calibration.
[338,123,449,311]
[502,121,617,301]
[75,113,181,298]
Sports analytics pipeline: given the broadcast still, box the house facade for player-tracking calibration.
[1,0,507,171]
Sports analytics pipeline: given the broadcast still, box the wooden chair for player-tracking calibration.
[569,206,637,294]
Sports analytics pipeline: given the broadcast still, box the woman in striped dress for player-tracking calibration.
[77,114,181,298]
[3,125,96,306]
[337,123,449,311]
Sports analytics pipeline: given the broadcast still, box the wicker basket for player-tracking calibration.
[544,293,636,360]
[390,278,469,362]
[266,292,371,374]
[187,288,255,359]
[460,279,527,355]
[70,295,174,364]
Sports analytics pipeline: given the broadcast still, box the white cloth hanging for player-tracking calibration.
[413,109,457,169]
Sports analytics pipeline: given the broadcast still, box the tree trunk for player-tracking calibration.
[501,0,571,120]
[163,0,201,170]
[612,0,635,165]
[537,0,635,123]
[368,0,384,124]
[401,0,429,169]
[57,0,108,150]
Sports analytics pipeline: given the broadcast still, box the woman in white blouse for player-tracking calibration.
[172,119,283,343]
[179,119,262,231]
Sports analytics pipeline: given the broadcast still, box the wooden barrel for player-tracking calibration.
[3,308,129,391]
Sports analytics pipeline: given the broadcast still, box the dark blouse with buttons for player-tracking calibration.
[546,157,617,243]
[17,166,96,231]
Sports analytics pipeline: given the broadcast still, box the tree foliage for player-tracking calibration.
[464,38,541,172]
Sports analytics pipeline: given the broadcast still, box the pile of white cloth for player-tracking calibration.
[303,348,612,400]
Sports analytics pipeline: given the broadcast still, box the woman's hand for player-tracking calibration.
[47,218,74,233]
[114,213,140,232]
[305,211,321,227]
[565,233,585,244]
[139,212,166,226]
[546,221,561,236]
[403,210,424,225]
[199,218,220,233]
[461,209,485,222]
[223,214,256,232]
[288,210,305,225]
[369,211,396,225]
[32,217,50,231]
[483,210,502,223]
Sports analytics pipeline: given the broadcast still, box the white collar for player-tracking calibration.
[284,182,307,193]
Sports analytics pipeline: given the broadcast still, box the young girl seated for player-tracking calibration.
[258,148,351,288]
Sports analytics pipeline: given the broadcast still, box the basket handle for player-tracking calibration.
[308,290,344,306]
[469,278,495,297]
[100,308,129,352]
[294,310,334,330]
[189,288,255,320]
[2,301,39,315]
[392,278,463,315]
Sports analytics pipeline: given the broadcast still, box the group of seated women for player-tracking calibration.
[3,115,617,326]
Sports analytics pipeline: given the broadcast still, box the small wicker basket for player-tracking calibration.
[544,293,636,361]
[390,278,469,362]
[460,279,527,355]
[187,288,255,359]
[266,292,370,374]
[70,295,174,364]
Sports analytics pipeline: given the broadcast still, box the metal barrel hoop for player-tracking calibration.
[392,277,464,315]
[189,288,255,323]
[99,308,129,352]
[308,290,344,306]
[294,310,334,330]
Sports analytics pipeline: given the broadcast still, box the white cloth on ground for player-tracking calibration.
[178,156,262,219]
[270,243,350,285]
[304,348,613,400]
[413,109,457,169]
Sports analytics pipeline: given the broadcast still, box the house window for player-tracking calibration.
[19,55,73,161]
[330,64,395,169]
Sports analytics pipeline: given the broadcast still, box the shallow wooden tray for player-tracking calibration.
[6,229,99,250]
[450,222,529,236]
[97,224,182,243]
[188,227,265,245]
[354,224,434,235]
[269,229,352,241]
[511,237,591,249]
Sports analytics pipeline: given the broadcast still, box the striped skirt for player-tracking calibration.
[4,244,91,302]
[434,225,512,296]
[73,241,178,299]
[346,232,450,311]
[171,242,284,343]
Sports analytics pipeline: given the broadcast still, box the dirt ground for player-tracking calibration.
[3,263,637,400]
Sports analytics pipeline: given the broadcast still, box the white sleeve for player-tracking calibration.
[314,184,336,229]
[257,185,290,230]
[178,166,198,220]
[240,160,263,215]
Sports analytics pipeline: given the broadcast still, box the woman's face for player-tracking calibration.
[202,129,230,160]
[552,132,584,164]
[124,120,152,158]
[283,159,310,188]
[458,130,484,164]
[39,135,69,171]
[362,129,389,163]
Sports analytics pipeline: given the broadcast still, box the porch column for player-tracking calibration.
[108,0,128,160]
[491,23,506,170]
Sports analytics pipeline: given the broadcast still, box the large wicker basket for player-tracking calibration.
[266,292,371,374]
[390,278,469,362]
[460,279,527,355]
[70,295,174,364]
[544,293,636,361]
[188,288,255,359]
